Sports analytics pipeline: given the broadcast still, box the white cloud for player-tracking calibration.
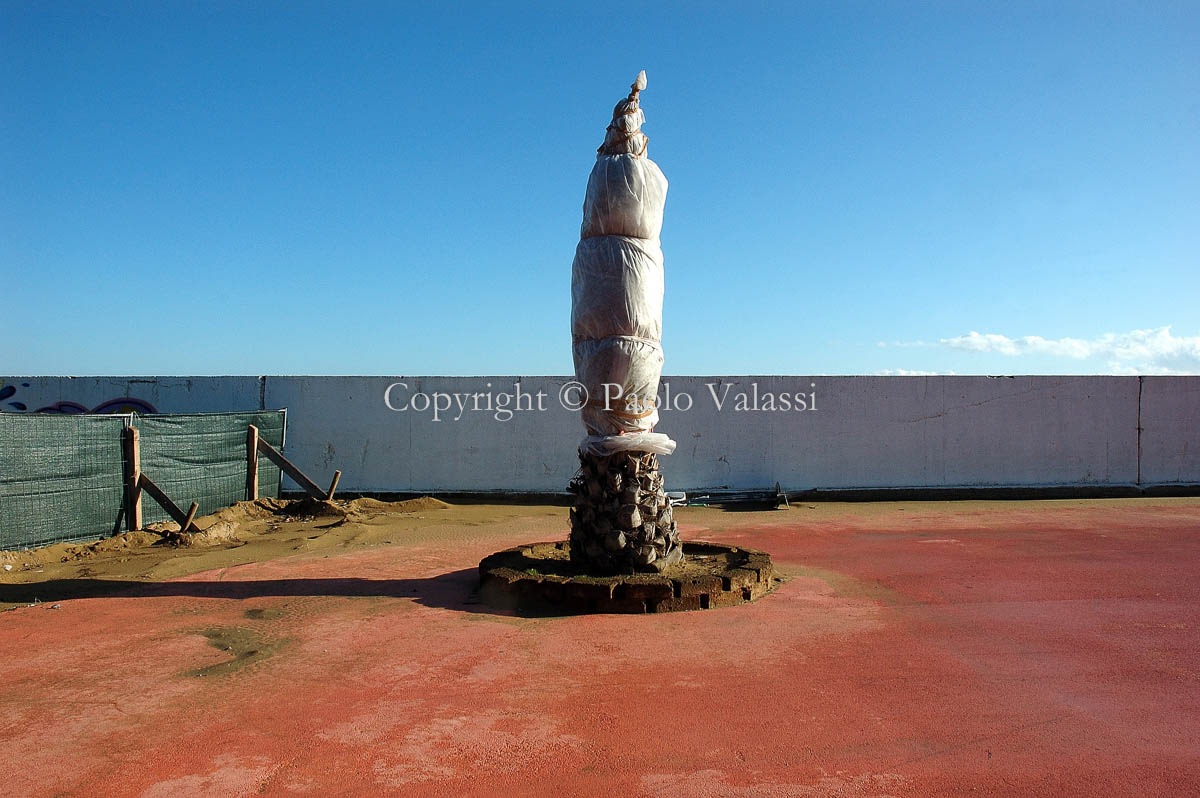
[937,326,1200,374]
[876,340,931,348]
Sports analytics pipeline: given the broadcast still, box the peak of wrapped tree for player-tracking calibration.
[598,70,649,157]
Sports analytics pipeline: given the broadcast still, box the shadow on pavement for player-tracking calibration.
[0,568,528,617]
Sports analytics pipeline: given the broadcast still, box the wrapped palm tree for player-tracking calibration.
[568,71,682,574]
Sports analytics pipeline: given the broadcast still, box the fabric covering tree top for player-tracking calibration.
[571,70,675,457]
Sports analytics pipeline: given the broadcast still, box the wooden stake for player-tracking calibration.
[181,502,199,534]
[256,438,327,501]
[326,470,342,501]
[246,425,259,501]
[123,426,143,531]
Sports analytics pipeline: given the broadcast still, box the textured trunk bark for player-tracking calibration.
[568,450,683,574]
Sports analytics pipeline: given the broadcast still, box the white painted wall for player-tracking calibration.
[1140,376,1200,485]
[3,375,1195,492]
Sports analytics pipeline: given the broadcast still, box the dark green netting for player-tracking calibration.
[0,410,287,549]
[0,414,132,548]
[132,411,285,525]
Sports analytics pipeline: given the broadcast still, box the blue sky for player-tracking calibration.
[3,1,1197,376]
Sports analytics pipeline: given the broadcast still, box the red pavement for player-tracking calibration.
[1,500,1198,797]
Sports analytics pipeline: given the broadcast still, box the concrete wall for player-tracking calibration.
[3,375,1197,493]
[1140,376,1200,485]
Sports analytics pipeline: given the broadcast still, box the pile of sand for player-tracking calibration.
[210,498,289,523]
[186,496,451,527]
[2,496,452,564]
[167,520,242,548]
[1,530,168,568]
[346,496,451,515]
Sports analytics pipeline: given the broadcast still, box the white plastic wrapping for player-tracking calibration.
[579,156,668,241]
[580,432,677,457]
[571,72,672,453]
[570,234,664,342]
[573,335,663,435]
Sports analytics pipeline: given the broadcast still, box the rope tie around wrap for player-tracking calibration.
[597,121,649,157]
[571,334,662,347]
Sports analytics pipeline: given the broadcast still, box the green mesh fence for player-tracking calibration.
[0,414,132,549]
[0,410,287,550]
[132,411,285,525]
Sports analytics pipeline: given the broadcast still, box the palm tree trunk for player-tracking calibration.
[568,450,682,573]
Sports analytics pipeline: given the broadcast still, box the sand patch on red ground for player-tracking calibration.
[0,495,460,604]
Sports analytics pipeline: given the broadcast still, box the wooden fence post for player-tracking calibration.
[246,425,259,501]
[124,426,143,532]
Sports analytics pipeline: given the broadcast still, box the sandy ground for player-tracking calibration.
[1,496,1198,796]
[0,497,556,607]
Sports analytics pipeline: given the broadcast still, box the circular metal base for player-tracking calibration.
[478,540,779,614]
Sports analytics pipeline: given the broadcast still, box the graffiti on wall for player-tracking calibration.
[0,383,158,414]
[0,383,28,411]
